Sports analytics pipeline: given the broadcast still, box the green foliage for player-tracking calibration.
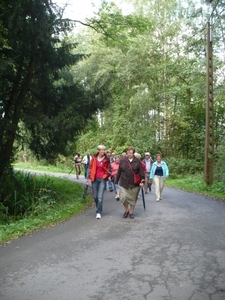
[3,0,224,186]
[214,141,225,182]
[71,0,225,181]
[166,174,225,200]
[166,157,203,178]
[13,161,75,174]
[0,170,86,223]
[0,170,92,241]
[88,2,151,48]
[0,171,55,221]
[0,0,109,179]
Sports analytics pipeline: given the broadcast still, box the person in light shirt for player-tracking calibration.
[142,152,154,194]
[82,152,91,179]
[150,154,169,202]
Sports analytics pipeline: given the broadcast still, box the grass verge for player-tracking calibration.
[166,174,225,200]
[0,174,92,243]
[13,162,75,174]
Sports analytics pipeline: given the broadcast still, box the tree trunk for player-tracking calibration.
[0,56,35,179]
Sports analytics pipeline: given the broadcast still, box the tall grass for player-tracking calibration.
[0,170,92,242]
[0,171,57,221]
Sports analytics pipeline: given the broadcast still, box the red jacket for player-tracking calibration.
[141,161,146,174]
[88,154,110,181]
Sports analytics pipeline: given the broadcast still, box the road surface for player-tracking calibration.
[0,173,225,300]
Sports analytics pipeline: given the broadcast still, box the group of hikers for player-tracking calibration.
[73,145,169,220]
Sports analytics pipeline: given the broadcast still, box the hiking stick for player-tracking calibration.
[141,187,146,210]
[83,184,89,199]
[68,166,74,175]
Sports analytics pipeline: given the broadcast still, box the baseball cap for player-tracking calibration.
[145,152,150,156]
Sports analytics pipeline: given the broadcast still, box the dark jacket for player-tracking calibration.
[115,157,145,189]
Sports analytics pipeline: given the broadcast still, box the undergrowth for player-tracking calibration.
[0,170,92,242]
[166,173,225,199]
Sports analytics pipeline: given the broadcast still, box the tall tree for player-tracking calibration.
[0,0,108,178]
[72,0,225,165]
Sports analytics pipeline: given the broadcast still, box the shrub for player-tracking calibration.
[0,170,59,223]
[214,142,225,182]
[166,157,203,175]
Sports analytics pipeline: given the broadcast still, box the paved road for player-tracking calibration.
[0,173,225,300]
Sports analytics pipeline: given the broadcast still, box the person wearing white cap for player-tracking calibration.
[142,152,154,194]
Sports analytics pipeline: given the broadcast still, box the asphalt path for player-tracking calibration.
[0,172,225,300]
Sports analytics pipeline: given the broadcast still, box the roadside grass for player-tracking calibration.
[0,173,92,243]
[13,162,75,174]
[166,173,225,200]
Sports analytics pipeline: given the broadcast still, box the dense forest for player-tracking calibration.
[1,0,225,182]
[72,0,225,182]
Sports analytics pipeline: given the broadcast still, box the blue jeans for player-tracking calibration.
[84,164,89,179]
[107,180,114,191]
[92,178,106,214]
[112,178,120,193]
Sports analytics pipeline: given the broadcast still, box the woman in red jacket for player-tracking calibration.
[86,145,110,219]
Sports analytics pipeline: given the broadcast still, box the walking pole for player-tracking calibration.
[68,161,74,176]
[68,158,75,175]
[83,184,89,199]
[68,165,74,175]
[141,187,146,210]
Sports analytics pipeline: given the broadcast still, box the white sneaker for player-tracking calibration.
[96,213,101,219]
[156,199,160,202]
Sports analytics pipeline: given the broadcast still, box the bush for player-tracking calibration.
[0,170,61,223]
[214,142,225,182]
[166,157,203,175]
[0,171,92,241]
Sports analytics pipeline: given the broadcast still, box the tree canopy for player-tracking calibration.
[1,0,225,182]
[0,0,109,178]
[72,0,225,169]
